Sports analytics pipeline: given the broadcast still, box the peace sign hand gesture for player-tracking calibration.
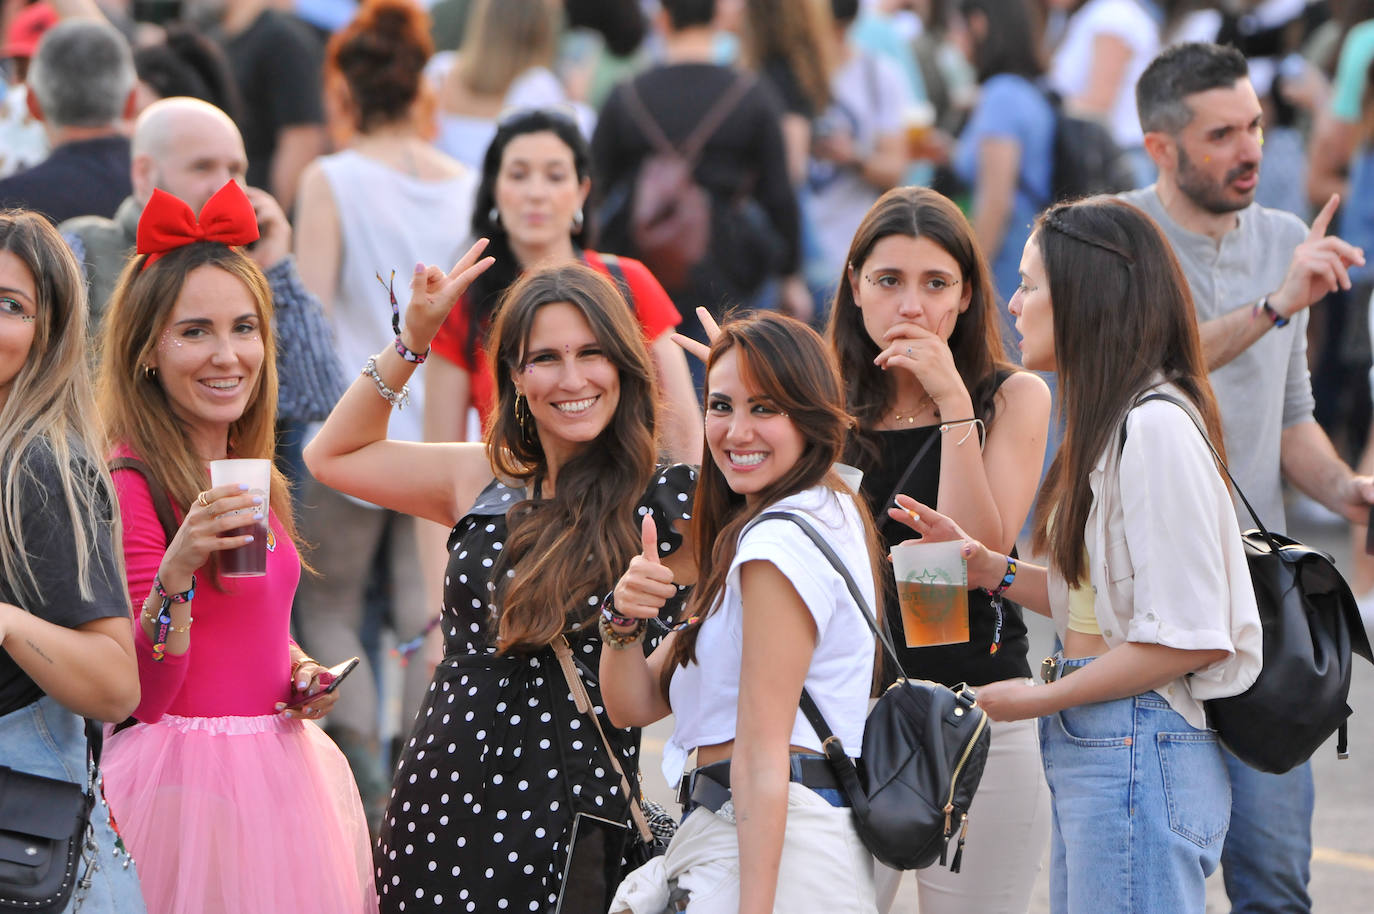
[400,238,495,354]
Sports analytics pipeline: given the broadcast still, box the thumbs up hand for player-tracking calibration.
[611,514,680,621]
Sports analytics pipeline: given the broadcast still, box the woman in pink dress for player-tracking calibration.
[95,181,377,914]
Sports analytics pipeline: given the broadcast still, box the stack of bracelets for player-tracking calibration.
[597,593,645,649]
[146,575,196,661]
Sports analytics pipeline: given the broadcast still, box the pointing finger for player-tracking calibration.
[1309,193,1340,240]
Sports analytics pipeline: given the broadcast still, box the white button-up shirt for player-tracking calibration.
[1047,387,1263,729]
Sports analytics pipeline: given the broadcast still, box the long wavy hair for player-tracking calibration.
[827,187,1014,464]
[485,262,659,653]
[663,313,883,687]
[1029,197,1226,583]
[0,210,123,605]
[97,242,302,584]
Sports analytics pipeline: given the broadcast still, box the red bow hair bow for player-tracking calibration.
[136,182,260,269]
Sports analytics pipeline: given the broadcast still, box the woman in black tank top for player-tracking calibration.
[824,187,1052,914]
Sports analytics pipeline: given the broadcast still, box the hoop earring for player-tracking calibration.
[143,364,157,380]
[571,208,584,233]
[488,206,500,227]
[515,392,533,439]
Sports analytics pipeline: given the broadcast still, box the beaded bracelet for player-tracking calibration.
[598,613,646,649]
[362,355,411,410]
[150,575,196,661]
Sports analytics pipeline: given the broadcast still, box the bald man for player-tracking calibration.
[61,96,345,424]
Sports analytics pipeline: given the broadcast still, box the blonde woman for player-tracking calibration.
[430,0,593,168]
[0,209,145,913]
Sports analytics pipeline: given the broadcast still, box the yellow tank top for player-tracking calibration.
[1066,549,1100,635]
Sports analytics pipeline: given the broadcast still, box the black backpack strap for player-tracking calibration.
[740,511,878,808]
[108,456,179,545]
[595,252,636,313]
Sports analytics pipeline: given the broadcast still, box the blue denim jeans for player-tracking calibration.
[1039,668,1230,914]
[0,695,146,913]
[1220,752,1314,913]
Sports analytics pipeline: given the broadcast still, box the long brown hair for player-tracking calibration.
[1029,197,1226,583]
[827,187,1014,463]
[97,241,302,583]
[664,313,884,683]
[0,210,122,605]
[485,262,659,653]
[740,0,835,113]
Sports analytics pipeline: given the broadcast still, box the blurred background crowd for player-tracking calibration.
[3,0,1373,856]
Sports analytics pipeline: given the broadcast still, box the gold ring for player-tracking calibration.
[197,491,211,508]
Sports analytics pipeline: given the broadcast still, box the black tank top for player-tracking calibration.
[855,411,1033,688]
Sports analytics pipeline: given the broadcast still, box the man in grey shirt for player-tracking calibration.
[1123,43,1370,914]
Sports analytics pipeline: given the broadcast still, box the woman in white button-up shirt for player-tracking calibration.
[894,196,1261,914]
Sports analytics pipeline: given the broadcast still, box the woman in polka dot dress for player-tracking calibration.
[304,253,696,912]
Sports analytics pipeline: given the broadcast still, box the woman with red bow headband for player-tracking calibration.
[95,182,378,914]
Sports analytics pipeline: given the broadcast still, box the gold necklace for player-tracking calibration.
[888,394,937,426]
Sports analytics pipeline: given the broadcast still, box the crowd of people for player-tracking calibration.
[1,1,1372,913]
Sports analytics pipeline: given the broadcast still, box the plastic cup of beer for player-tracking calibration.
[209,458,270,577]
[902,101,936,158]
[833,462,864,494]
[890,539,969,647]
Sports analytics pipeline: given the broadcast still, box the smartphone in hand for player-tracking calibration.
[287,656,360,710]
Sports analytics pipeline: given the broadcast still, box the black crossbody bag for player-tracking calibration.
[745,512,991,871]
[0,716,102,912]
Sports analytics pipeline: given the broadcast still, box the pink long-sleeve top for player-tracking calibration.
[112,448,301,722]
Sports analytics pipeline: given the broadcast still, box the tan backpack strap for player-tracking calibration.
[108,456,179,545]
[553,636,654,843]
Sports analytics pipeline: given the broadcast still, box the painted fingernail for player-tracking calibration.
[238,483,249,490]
[252,512,264,521]
[243,535,254,543]
[251,495,263,505]
[415,262,425,274]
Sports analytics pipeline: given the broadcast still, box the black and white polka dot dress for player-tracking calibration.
[375,464,695,913]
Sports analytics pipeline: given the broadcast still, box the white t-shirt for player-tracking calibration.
[808,50,913,282]
[1049,0,1160,148]
[662,486,878,787]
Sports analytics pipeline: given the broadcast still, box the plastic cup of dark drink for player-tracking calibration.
[889,539,969,647]
[209,458,270,577]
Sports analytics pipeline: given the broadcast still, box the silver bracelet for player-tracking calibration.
[362,355,411,410]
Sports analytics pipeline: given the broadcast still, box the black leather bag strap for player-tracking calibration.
[881,431,941,522]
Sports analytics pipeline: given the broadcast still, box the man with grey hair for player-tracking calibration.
[0,17,135,222]
[1123,41,1369,914]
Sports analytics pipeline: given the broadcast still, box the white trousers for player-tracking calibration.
[612,781,877,914]
[874,715,1050,914]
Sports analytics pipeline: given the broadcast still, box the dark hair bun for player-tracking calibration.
[328,0,434,132]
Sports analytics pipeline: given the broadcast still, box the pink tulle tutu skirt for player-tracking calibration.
[102,713,378,914]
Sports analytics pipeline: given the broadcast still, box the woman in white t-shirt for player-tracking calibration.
[602,313,883,914]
